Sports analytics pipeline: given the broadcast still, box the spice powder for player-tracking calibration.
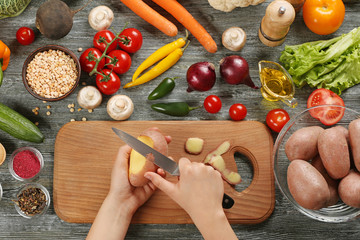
[13,150,40,179]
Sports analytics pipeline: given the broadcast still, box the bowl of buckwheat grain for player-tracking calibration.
[22,45,81,101]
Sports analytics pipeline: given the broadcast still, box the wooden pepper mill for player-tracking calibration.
[258,0,295,47]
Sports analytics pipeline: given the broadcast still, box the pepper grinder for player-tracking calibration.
[258,0,295,47]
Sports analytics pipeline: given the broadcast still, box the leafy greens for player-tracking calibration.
[0,0,32,19]
[280,27,360,95]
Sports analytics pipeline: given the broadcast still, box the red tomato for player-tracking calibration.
[118,28,143,53]
[229,103,247,121]
[93,30,117,53]
[96,69,121,95]
[302,0,345,35]
[307,88,345,126]
[204,95,222,114]
[105,50,132,74]
[79,48,105,73]
[16,27,35,45]
[266,109,290,133]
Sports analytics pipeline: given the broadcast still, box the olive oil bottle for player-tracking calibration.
[258,60,298,108]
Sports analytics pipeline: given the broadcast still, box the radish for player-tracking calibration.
[220,55,258,89]
[186,62,216,92]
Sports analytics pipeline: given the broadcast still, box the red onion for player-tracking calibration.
[186,62,216,92]
[220,55,258,89]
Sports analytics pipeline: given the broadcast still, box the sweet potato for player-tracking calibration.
[318,127,350,179]
[338,170,360,208]
[349,118,360,171]
[287,160,330,210]
[285,126,324,161]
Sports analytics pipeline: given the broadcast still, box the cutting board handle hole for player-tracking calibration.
[233,152,254,193]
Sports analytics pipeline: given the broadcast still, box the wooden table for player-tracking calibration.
[1,0,360,239]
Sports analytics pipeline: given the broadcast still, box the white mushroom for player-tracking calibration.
[107,95,134,121]
[222,27,247,51]
[77,86,102,110]
[88,6,114,31]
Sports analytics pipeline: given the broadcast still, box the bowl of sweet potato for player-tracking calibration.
[273,105,360,222]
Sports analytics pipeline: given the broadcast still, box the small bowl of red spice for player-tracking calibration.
[8,147,44,181]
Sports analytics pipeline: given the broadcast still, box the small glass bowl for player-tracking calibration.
[8,147,44,181]
[273,105,360,222]
[0,183,3,202]
[14,183,51,219]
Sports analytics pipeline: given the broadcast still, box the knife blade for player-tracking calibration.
[112,127,234,209]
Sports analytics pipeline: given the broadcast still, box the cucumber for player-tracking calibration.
[0,103,44,143]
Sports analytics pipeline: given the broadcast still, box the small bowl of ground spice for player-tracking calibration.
[22,45,81,101]
[8,147,44,181]
[13,183,50,218]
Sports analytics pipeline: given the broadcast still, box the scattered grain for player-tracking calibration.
[35,122,39,126]
[46,111,51,116]
[70,119,75,122]
[82,117,87,121]
[88,109,93,113]
[78,108,82,112]
[78,48,83,52]
[81,82,86,86]
[46,105,51,109]
[70,108,75,113]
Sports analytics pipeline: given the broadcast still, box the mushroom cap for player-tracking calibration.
[107,95,134,121]
[77,86,102,109]
[222,27,246,51]
[88,5,114,31]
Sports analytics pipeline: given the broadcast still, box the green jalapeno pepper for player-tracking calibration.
[151,102,200,116]
[148,77,176,100]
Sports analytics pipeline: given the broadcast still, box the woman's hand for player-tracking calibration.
[144,158,238,240]
[107,144,166,216]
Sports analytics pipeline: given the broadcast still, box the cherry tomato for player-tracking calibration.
[79,48,105,73]
[229,103,247,121]
[204,95,222,114]
[105,50,132,74]
[266,109,290,133]
[93,30,117,53]
[302,0,345,35]
[118,28,143,53]
[307,88,345,126]
[16,27,35,45]
[96,69,121,95]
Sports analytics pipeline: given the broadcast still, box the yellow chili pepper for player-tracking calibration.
[132,31,188,81]
[124,42,190,89]
[0,40,11,87]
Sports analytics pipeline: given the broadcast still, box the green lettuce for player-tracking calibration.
[280,27,360,95]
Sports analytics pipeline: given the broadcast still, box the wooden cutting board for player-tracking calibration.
[53,121,274,224]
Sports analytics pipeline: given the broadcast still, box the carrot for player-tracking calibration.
[120,0,178,37]
[152,0,217,53]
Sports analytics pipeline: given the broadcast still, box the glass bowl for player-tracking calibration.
[13,183,51,219]
[22,45,81,101]
[273,105,360,222]
[0,183,2,202]
[8,147,44,182]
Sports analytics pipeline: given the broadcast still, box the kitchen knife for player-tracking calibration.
[112,127,235,209]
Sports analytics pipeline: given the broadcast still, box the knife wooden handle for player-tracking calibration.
[222,193,234,209]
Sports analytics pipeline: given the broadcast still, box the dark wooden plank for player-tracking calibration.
[0,0,360,239]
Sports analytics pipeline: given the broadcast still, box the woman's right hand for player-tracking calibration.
[144,158,225,221]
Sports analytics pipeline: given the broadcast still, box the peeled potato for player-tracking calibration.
[128,128,168,187]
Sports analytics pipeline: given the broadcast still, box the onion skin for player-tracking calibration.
[186,62,216,92]
[220,55,258,89]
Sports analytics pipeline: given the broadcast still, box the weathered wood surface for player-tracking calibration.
[0,0,360,239]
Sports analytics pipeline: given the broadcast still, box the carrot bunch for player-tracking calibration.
[120,0,217,53]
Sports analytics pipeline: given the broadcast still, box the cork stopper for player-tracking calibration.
[258,0,295,47]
